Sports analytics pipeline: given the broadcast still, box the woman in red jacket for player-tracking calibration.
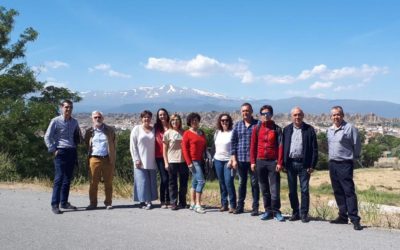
[182,112,207,214]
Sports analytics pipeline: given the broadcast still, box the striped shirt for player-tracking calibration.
[44,115,80,152]
[230,118,259,162]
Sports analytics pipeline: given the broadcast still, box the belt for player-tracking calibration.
[90,155,109,159]
[329,159,353,164]
[289,158,303,163]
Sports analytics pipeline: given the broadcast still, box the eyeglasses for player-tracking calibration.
[260,112,272,117]
[93,116,102,119]
[63,106,73,109]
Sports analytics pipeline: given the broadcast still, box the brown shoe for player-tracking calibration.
[229,208,235,213]
[220,206,229,212]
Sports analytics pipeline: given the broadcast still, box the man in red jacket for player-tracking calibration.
[250,105,284,221]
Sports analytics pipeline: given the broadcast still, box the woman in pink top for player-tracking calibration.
[154,108,170,208]
[182,112,207,214]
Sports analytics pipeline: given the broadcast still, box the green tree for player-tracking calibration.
[0,6,80,179]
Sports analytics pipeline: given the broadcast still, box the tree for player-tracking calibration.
[0,6,81,179]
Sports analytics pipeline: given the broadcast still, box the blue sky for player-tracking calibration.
[3,0,400,103]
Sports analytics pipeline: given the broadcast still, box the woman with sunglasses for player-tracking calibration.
[154,108,171,208]
[130,110,158,209]
[163,114,189,210]
[213,113,237,213]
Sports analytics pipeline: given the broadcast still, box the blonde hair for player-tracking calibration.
[169,114,182,130]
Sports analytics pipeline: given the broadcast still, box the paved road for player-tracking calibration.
[0,188,399,250]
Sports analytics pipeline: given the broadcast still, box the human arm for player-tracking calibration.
[129,126,142,168]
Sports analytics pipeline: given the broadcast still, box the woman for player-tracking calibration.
[163,114,189,210]
[213,113,237,213]
[154,108,170,208]
[130,110,158,209]
[182,112,207,214]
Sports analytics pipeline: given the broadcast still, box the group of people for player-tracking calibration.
[44,100,363,231]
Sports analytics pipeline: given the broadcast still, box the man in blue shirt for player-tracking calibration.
[327,106,362,230]
[44,100,81,214]
[231,103,260,215]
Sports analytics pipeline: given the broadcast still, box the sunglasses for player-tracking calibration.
[260,112,272,117]
[93,116,102,119]
[221,119,229,123]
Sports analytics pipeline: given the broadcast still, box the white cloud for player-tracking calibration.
[309,81,333,90]
[261,74,296,84]
[89,64,131,78]
[145,54,251,83]
[45,60,69,69]
[298,64,327,80]
[44,77,67,87]
[32,65,48,73]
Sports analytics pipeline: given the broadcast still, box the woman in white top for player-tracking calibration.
[213,113,237,213]
[130,110,158,209]
[163,114,188,210]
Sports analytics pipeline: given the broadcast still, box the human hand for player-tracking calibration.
[276,164,283,172]
[251,164,256,172]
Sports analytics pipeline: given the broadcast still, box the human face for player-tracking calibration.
[331,108,344,127]
[291,108,304,128]
[92,113,104,128]
[220,116,229,131]
[141,114,152,127]
[170,117,181,130]
[241,105,252,120]
[190,118,200,130]
[158,110,168,123]
[61,103,73,118]
[260,109,272,122]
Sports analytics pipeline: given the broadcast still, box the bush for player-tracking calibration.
[0,152,19,181]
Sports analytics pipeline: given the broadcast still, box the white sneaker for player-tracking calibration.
[106,205,113,210]
[145,203,152,210]
[194,205,206,214]
[189,204,196,210]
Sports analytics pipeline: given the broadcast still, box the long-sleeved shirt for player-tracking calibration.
[44,115,80,152]
[182,130,207,166]
[230,118,258,162]
[327,121,361,161]
[130,125,157,169]
[250,120,283,165]
[154,128,165,158]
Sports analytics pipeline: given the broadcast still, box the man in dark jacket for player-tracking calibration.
[283,107,318,223]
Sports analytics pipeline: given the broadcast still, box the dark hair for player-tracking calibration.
[154,108,170,132]
[61,99,73,107]
[260,105,274,116]
[241,102,253,112]
[331,106,344,116]
[140,110,153,118]
[186,112,201,127]
[216,113,233,131]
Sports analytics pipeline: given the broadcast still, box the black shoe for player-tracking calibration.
[250,209,259,216]
[301,215,310,223]
[352,221,363,230]
[330,217,348,224]
[86,205,97,210]
[61,202,77,210]
[52,207,63,214]
[289,214,300,221]
[171,204,179,211]
[233,208,244,214]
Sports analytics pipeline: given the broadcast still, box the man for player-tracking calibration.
[84,111,116,210]
[283,107,318,223]
[231,103,260,215]
[44,100,81,214]
[250,105,285,221]
[327,106,362,230]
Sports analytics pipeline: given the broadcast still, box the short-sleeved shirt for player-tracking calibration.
[163,129,185,163]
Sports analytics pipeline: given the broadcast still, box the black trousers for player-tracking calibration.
[329,160,361,222]
[287,160,311,216]
[156,158,170,203]
[256,159,281,213]
[168,162,189,207]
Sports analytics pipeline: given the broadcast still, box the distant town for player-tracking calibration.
[75,112,400,138]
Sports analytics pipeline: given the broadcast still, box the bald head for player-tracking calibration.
[291,106,304,128]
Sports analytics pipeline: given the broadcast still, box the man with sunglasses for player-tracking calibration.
[250,105,284,221]
[44,100,82,214]
[283,107,318,223]
[84,111,116,210]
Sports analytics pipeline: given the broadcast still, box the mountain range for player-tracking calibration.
[74,84,400,118]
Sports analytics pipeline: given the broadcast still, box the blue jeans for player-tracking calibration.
[51,148,77,207]
[156,158,170,203]
[214,160,237,209]
[191,161,205,193]
[237,161,259,210]
[287,161,310,216]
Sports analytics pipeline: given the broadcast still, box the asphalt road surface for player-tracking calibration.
[0,188,399,250]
